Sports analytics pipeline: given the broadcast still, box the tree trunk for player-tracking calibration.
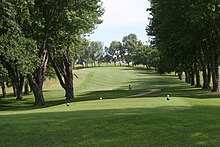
[24,83,29,95]
[202,62,210,89]
[178,72,182,80]
[27,74,45,106]
[1,82,6,98]
[201,48,210,89]
[15,75,24,100]
[211,53,220,92]
[26,50,48,106]
[50,52,74,100]
[65,76,74,100]
[190,71,195,86]
[184,70,190,84]
[64,56,74,100]
[195,70,201,87]
[195,63,202,87]
[190,64,195,86]
[207,63,211,87]
[12,84,16,97]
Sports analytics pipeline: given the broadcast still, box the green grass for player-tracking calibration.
[0,66,220,146]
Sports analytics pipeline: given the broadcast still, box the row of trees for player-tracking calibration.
[76,40,104,67]
[0,0,104,105]
[105,33,160,68]
[147,0,220,92]
[71,33,159,69]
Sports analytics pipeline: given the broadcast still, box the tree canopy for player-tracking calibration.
[147,0,220,91]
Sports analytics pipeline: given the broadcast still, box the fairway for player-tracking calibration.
[0,67,220,147]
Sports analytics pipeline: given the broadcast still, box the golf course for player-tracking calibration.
[0,66,220,147]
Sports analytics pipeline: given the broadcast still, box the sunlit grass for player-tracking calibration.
[0,66,220,146]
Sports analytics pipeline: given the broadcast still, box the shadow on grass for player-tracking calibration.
[1,69,220,111]
[0,89,67,111]
[0,106,219,147]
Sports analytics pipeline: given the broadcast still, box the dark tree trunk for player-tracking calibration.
[190,64,195,86]
[15,75,24,100]
[65,75,74,100]
[50,52,74,100]
[201,48,208,89]
[24,83,29,95]
[178,72,182,80]
[184,70,190,84]
[26,50,48,106]
[1,82,6,98]
[64,57,74,100]
[29,83,33,93]
[195,70,201,87]
[202,63,210,89]
[195,64,202,87]
[12,84,16,97]
[190,71,195,86]
[114,61,116,66]
[211,54,220,92]
[201,59,211,89]
[27,74,45,106]
[207,63,211,86]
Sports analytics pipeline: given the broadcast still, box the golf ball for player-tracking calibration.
[166,95,170,100]
[100,97,102,100]
[66,103,70,106]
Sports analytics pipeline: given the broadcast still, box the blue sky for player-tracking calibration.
[88,0,151,47]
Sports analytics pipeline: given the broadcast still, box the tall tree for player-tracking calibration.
[0,0,39,100]
[107,41,123,66]
[48,0,104,100]
[122,33,138,66]
[147,0,220,92]
[0,64,8,98]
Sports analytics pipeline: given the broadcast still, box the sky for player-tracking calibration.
[88,0,151,47]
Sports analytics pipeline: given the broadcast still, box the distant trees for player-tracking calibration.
[122,33,138,66]
[105,33,160,68]
[147,0,220,92]
[77,40,104,67]
[105,41,123,66]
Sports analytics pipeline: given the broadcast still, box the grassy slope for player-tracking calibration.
[0,66,220,147]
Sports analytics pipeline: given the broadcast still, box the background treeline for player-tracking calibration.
[147,0,220,92]
[75,34,159,69]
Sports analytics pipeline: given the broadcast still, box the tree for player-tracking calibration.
[47,0,104,100]
[122,33,138,66]
[0,0,39,100]
[107,41,123,66]
[0,64,8,98]
[147,0,220,92]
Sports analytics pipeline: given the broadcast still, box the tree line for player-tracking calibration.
[0,0,104,105]
[147,0,220,92]
[79,33,159,68]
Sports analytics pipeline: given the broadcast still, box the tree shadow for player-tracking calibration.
[0,106,219,146]
[1,68,220,111]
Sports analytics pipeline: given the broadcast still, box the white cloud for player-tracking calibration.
[100,0,150,28]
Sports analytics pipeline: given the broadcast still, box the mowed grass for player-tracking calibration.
[0,66,220,146]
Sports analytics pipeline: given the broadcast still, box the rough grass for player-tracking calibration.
[0,66,220,146]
